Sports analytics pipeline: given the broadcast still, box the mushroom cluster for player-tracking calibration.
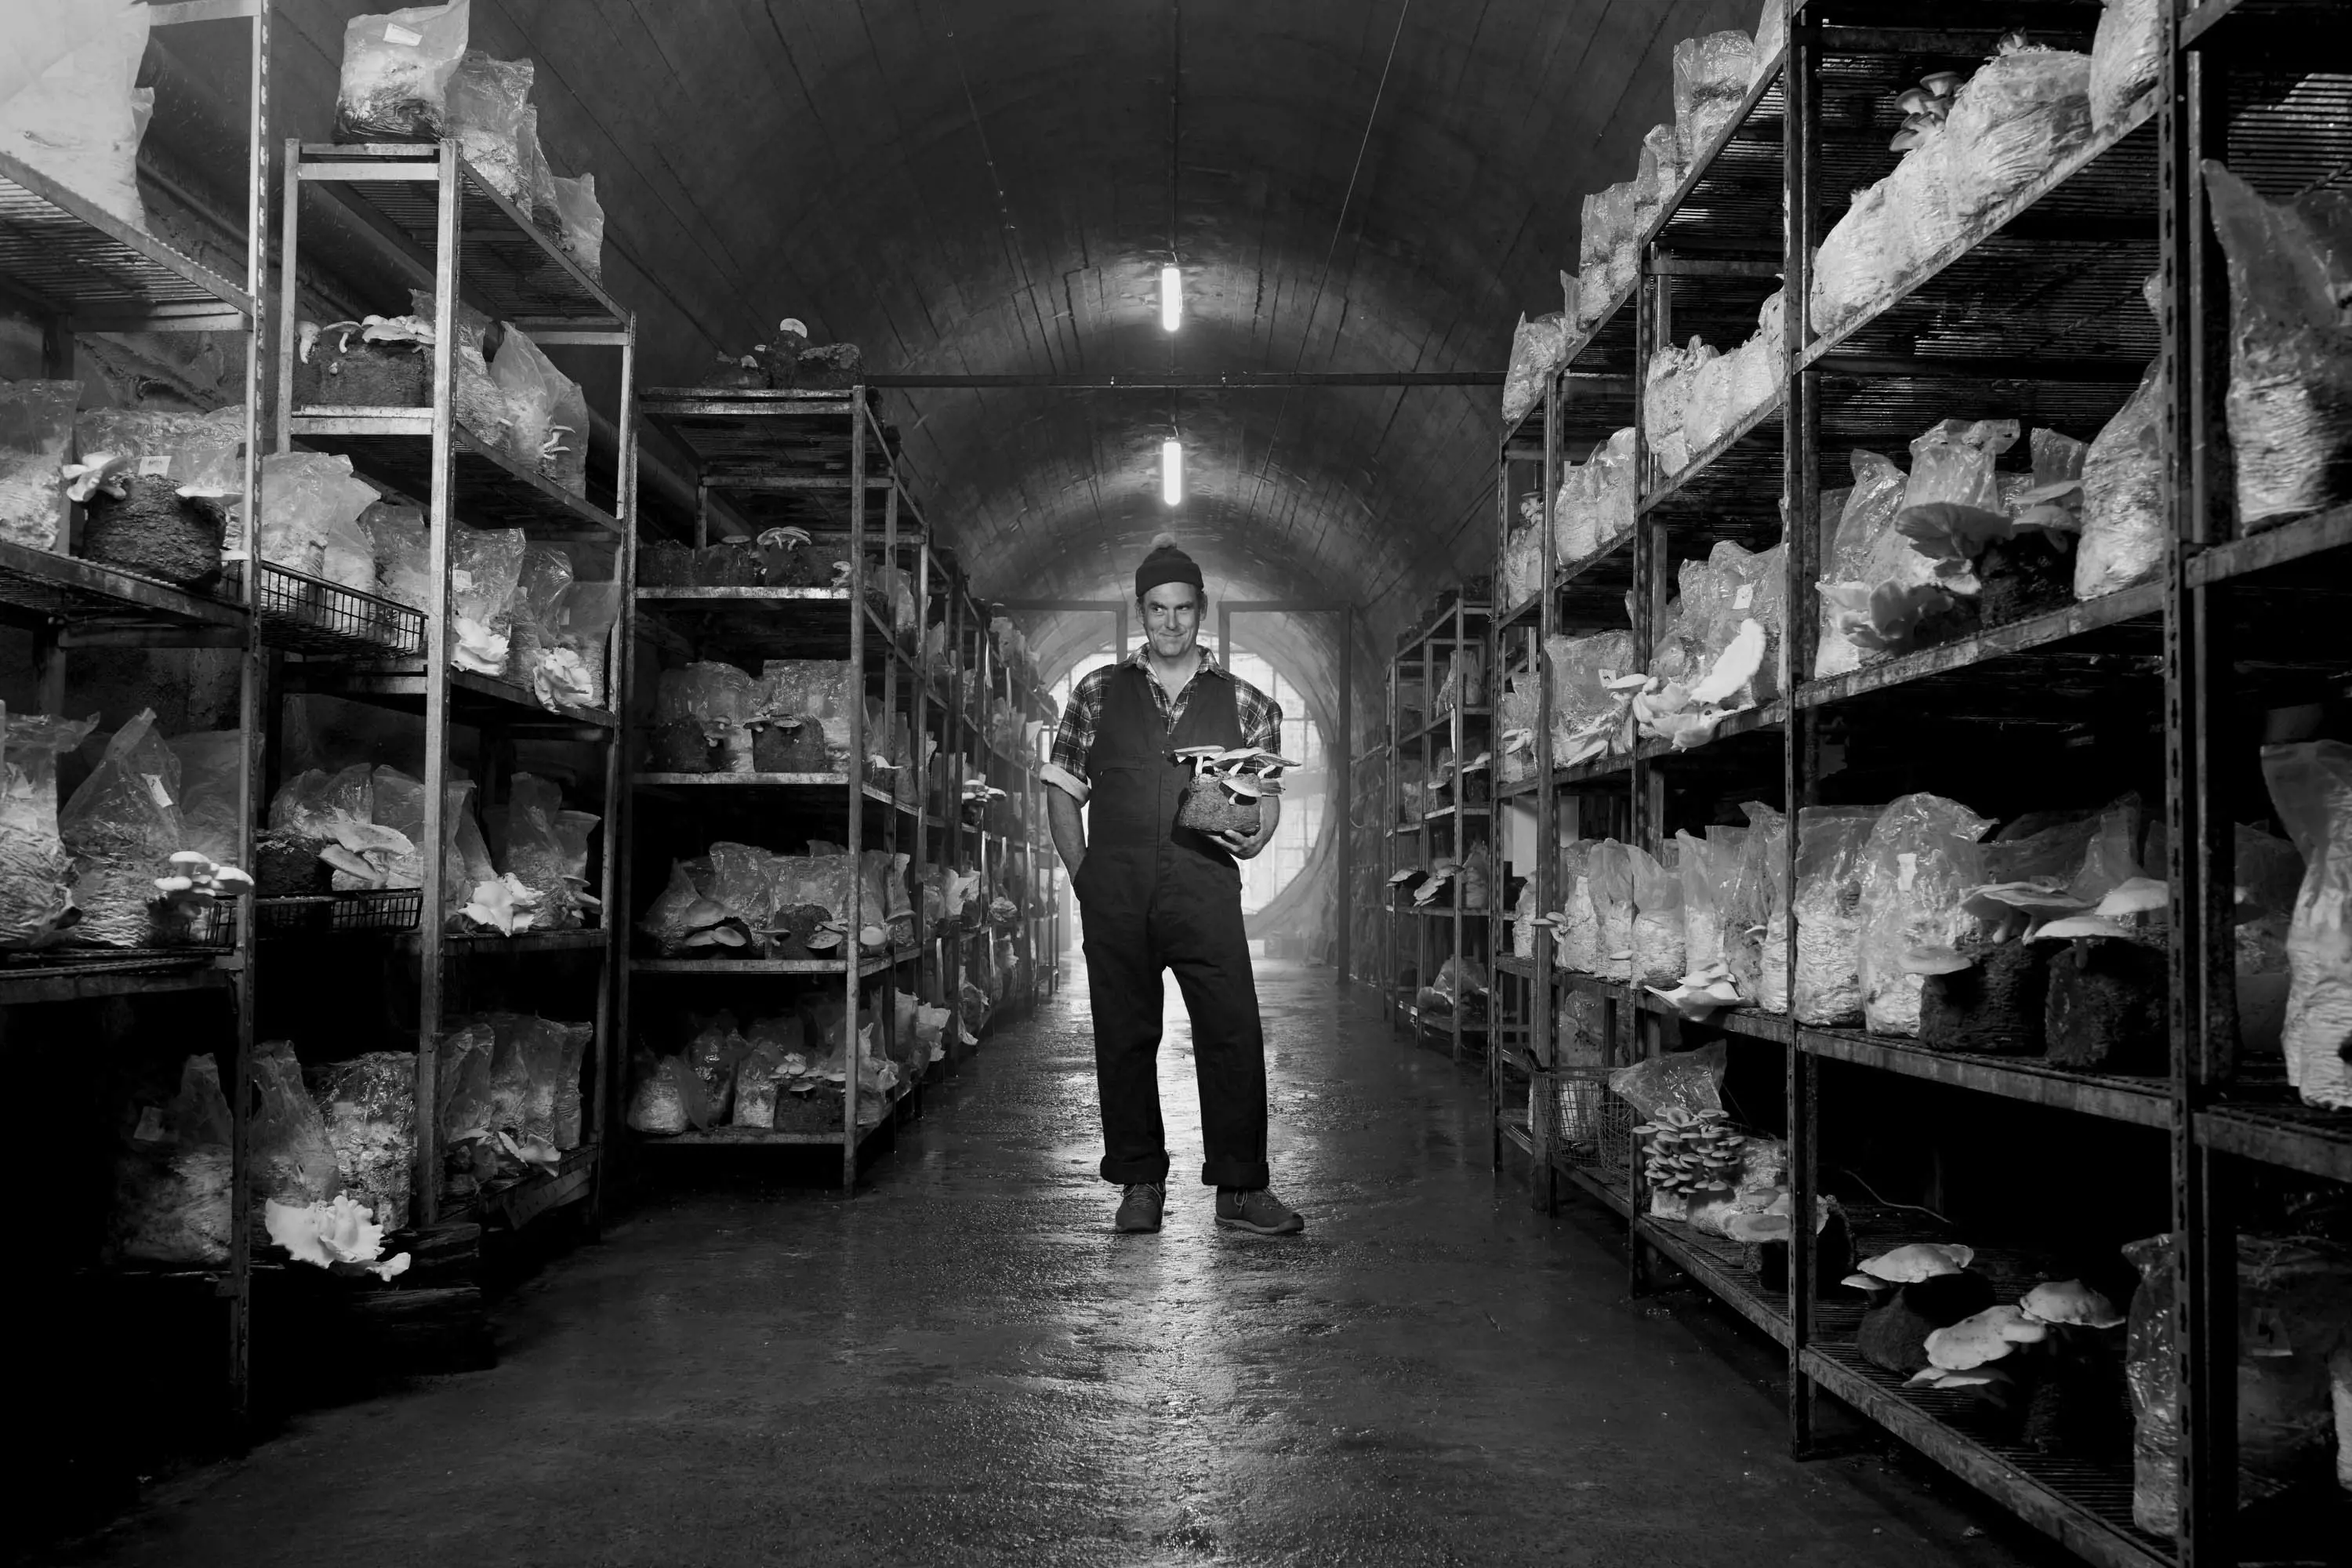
[1904,874,2169,1064]
[1880,1266,2130,1450]
[1889,68,1966,151]
[1636,1107,1746,1205]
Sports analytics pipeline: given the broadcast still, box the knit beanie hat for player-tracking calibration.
[1135,532,1204,599]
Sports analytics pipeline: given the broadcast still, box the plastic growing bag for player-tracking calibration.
[489,328,590,495]
[336,2,471,142]
[408,287,515,453]
[362,502,430,612]
[0,379,81,550]
[1815,449,1912,677]
[109,1053,233,1265]
[447,51,532,204]
[166,731,241,866]
[251,1039,344,1207]
[449,525,525,674]
[2260,741,2352,1109]
[1855,793,1994,1036]
[551,172,604,281]
[2075,356,2165,598]
[2089,0,2163,132]
[1557,840,1598,972]
[1609,1040,1727,1122]
[259,452,380,593]
[1942,48,2092,220]
[59,710,187,947]
[1791,807,1884,1026]
[1903,418,2019,514]
[1673,31,1755,162]
[1733,801,1788,1011]
[0,706,94,948]
[1503,313,1567,428]
[2201,162,2352,530]
[0,0,151,227]
[500,773,585,929]
[1629,844,1686,987]
[1588,840,1635,982]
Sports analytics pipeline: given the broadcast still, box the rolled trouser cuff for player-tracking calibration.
[1200,1159,1271,1190]
[1101,1152,1171,1185]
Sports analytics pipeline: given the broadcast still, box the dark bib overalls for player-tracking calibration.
[1073,662,1270,1189]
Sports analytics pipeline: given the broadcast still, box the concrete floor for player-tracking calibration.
[63,958,2073,1568]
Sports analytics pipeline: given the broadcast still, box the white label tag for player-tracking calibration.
[137,454,172,477]
[134,1105,167,1142]
[1896,851,1918,890]
[1733,583,1754,609]
[383,22,423,45]
[143,772,175,810]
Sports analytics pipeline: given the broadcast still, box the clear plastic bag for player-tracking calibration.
[1673,31,1755,162]
[447,50,532,204]
[1855,793,1994,1036]
[1791,807,1885,1026]
[1630,843,1686,986]
[166,730,241,866]
[258,452,380,593]
[252,1039,344,1207]
[489,328,590,495]
[552,172,604,281]
[408,286,516,452]
[1943,48,2092,221]
[449,525,525,674]
[1750,0,1786,89]
[658,662,757,770]
[362,502,430,612]
[336,2,471,142]
[506,543,573,693]
[1903,417,2019,514]
[1812,126,1964,334]
[500,772,585,929]
[1733,801,1788,1011]
[307,1051,415,1230]
[1644,337,1715,474]
[1588,840,1635,982]
[1558,839,1598,972]
[0,0,151,227]
[2201,162,2352,529]
[1545,629,1635,768]
[1503,313,1567,429]
[59,710,187,947]
[2075,358,2165,598]
[2260,741,2352,1109]
[1601,181,1641,300]
[0,379,80,551]
[1592,428,1637,548]
[1638,123,1683,227]
[0,706,94,948]
[1610,1040,1727,1121]
[625,1050,704,1134]
[1815,449,1916,676]
[2089,0,2162,133]
[109,1053,232,1265]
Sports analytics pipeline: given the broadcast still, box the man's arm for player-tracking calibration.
[1047,788,1087,878]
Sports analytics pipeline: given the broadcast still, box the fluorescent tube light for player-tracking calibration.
[1160,264,1181,332]
[1161,439,1183,506]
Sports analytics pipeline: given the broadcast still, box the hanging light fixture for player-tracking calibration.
[1160,263,1182,332]
[1161,439,1183,506]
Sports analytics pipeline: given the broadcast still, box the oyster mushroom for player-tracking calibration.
[1857,1242,1976,1284]
[1917,1304,2049,1372]
[2017,1279,2125,1330]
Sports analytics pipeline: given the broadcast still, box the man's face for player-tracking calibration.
[1141,582,1203,660]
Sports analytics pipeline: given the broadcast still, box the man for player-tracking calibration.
[1043,535,1305,1237]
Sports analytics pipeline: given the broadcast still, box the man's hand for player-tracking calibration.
[1214,792,1282,860]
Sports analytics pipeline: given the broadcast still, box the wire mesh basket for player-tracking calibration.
[254,561,426,659]
[256,889,423,935]
[1544,1065,1632,1174]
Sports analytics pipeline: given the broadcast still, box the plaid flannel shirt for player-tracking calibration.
[1044,645,1282,804]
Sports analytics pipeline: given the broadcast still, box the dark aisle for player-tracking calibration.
[60,961,2067,1568]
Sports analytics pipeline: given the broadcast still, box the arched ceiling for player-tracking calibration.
[176,0,1756,715]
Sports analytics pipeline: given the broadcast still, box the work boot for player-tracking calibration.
[1214,1187,1305,1236]
[1115,1181,1165,1233]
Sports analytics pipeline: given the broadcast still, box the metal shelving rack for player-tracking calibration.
[1382,601,1493,1061]
[1489,5,2352,1566]
[0,0,269,1417]
[628,387,937,1187]
[273,137,634,1237]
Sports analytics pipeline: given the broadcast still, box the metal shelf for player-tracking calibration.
[0,541,245,639]
[0,955,233,1007]
[0,149,252,326]
[289,413,622,539]
[296,143,622,326]
[2185,502,2352,590]
[2196,1098,2352,1185]
[253,561,425,659]
[1793,582,2165,717]
[631,948,920,978]
[284,663,619,731]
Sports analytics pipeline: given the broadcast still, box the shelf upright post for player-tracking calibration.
[1535,374,1561,1210]
[412,140,464,1229]
[226,0,270,1430]
[912,514,931,1044]
[1448,604,1464,1064]
[2161,20,2236,1562]
[1780,1,1824,1461]
[591,315,638,1230]
[1385,646,1399,1026]
[842,393,869,1190]
[877,463,902,1080]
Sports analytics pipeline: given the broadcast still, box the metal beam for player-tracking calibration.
[864,371,1503,389]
